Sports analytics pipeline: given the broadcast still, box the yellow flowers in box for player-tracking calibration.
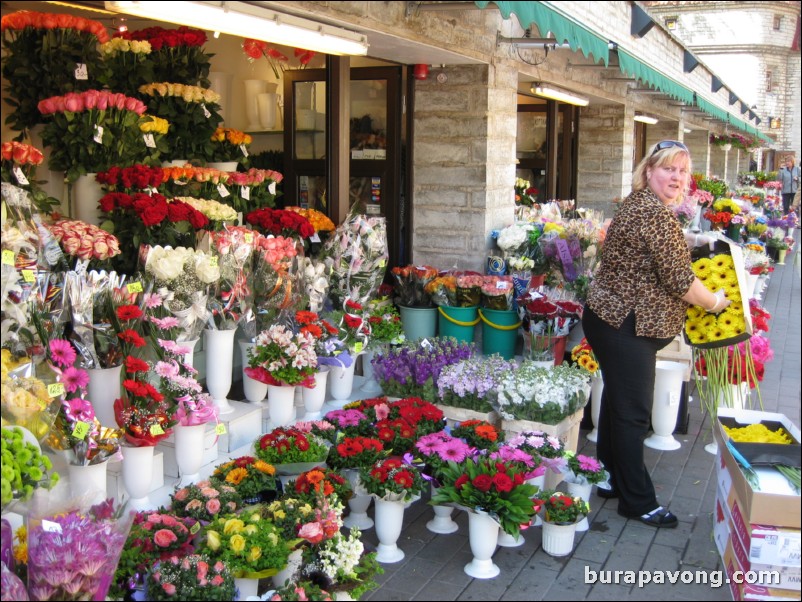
[685,253,746,345]
[724,423,793,444]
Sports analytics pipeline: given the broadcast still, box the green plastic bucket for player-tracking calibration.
[438,305,479,343]
[480,308,521,359]
[398,305,438,341]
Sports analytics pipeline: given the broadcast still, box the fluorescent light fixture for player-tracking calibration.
[683,128,692,133]
[530,83,589,106]
[46,1,118,14]
[634,113,659,125]
[104,1,369,56]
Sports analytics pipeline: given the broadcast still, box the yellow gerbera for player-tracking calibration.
[692,258,713,278]
[254,460,276,475]
[686,306,706,320]
[225,467,249,485]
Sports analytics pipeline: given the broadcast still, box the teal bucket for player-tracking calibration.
[479,308,521,360]
[398,305,438,341]
[438,305,479,343]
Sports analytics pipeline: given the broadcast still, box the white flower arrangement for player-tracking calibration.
[317,528,364,582]
[176,196,238,223]
[494,362,590,424]
[496,222,532,254]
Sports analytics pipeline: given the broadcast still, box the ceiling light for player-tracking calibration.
[530,83,589,106]
[683,128,692,133]
[634,113,659,125]
[104,1,369,56]
[46,1,117,14]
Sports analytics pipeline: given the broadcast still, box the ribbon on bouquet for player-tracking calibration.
[170,291,210,333]
[221,271,251,314]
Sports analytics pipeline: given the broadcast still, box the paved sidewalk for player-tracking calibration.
[361,231,801,601]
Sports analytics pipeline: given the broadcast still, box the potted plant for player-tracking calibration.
[254,427,329,474]
[146,553,236,601]
[270,580,333,601]
[211,456,278,505]
[287,466,352,505]
[450,419,504,451]
[436,355,516,417]
[535,490,590,557]
[169,479,243,522]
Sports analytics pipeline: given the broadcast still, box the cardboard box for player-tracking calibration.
[501,407,585,453]
[715,408,801,529]
[721,537,802,600]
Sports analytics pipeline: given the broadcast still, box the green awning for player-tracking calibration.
[696,96,772,145]
[475,1,609,65]
[617,49,695,105]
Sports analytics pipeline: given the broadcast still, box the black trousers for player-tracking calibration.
[582,307,673,516]
[782,192,794,214]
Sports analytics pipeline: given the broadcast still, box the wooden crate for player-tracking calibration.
[500,408,585,454]
[436,404,501,429]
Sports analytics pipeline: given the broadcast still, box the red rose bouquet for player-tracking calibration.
[326,435,386,470]
[95,164,165,193]
[358,457,425,502]
[114,355,175,447]
[245,207,315,241]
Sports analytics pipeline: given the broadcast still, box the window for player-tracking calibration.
[766,68,775,93]
[664,16,678,30]
[773,15,782,30]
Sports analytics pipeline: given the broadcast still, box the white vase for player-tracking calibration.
[360,348,383,395]
[564,481,592,532]
[544,469,563,492]
[302,367,330,420]
[527,474,546,526]
[464,510,500,579]
[204,328,237,415]
[208,71,233,125]
[541,521,578,557]
[257,92,278,130]
[68,460,108,505]
[328,359,357,403]
[333,592,355,601]
[234,577,259,601]
[207,161,239,172]
[586,375,604,443]
[71,173,103,224]
[267,384,296,428]
[497,529,525,548]
[121,444,154,512]
[374,498,406,563]
[272,548,303,588]
[342,469,373,530]
[243,79,268,130]
[179,337,200,371]
[690,204,703,232]
[426,483,459,534]
[87,364,123,429]
[174,423,205,485]
[239,341,268,405]
[645,361,684,451]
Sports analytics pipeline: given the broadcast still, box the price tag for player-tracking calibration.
[93,124,104,144]
[268,181,276,195]
[240,144,249,157]
[669,392,680,407]
[190,521,201,535]
[202,104,212,119]
[42,520,63,534]
[143,133,156,148]
[379,259,387,268]
[127,281,143,293]
[215,423,227,435]
[496,281,509,289]
[21,269,36,282]
[209,256,218,267]
[420,338,432,349]
[149,424,165,436]
[310,233,321,243]
[353,342,363,354]
[244,233,253,244]
[74,63,88,80]
[241,186,250,200]
[47,383,65,398]
[2,250,16,265]
[217,183,230,198]
[72,421,90,440]
[13,167,29,186]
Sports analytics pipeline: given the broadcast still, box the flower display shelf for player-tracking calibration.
[435,404,501,430]
[215,400,263,452]
[156,421,220,478]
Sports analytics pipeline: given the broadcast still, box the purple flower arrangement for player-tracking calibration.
[437,355,517,413]
[372,338,475,401]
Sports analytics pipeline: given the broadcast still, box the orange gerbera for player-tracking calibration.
[253,460,275,475]
[225,467,249,485]
[305,469,325,484]
[475,425,498,441]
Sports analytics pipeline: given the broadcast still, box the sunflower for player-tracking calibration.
[711,254,735,271]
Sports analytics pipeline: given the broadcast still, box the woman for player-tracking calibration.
[582,140,730,528]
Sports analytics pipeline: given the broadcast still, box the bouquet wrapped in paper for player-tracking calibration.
[480,275,514,310]
[390,264,438,308]
[301,257,333,314]
[323,210,388,307]
[204,226,256,330]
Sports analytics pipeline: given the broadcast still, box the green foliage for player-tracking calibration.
[694,176,729,200]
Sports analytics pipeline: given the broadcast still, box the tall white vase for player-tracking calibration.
[465,511,500,579]
[360,348,383,394]
[586,375,604,443]
[204,328,236,415]
[87,364,123,429]
[174,423,206,485]
[374,498,406,563]
[240,341,267,405]
[68,460,108,506]
[302,367,329,420]
[645,361,684,451]
[243,80,268,130]
[541,521,577,557]
[71,173,102,224]
[208,71,233,125]
[328,360,357,404]
[179,337,200,371]
[342,469,373,530]
[527,474,546,526]
[272,548,303,589]
[234,577,259,600]
[121,444,154,512]
[427,483,459,534]
[564,481,592,532]
[267,384,296,428]
[257,92,278,130]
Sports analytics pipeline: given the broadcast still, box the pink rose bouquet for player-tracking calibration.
[47,219,121,265]
[146,553,235,601]
[170,479,243,522]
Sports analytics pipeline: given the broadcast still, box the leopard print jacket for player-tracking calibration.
[586,188,696,338]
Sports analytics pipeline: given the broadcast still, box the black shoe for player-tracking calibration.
[618,506,678,528]
[596,486,618,499]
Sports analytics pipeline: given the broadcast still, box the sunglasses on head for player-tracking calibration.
[651,140,688,156]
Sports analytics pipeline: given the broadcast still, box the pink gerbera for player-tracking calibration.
[577,454,602,474]
[438,438,472,463]
[49,339,76,367]
[61,366,90,393]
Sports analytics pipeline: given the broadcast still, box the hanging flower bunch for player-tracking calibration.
[170,479,242,522]
[98,37,154,98]
[570,337,600,377]
[358,457,425,502]
[245,324,318,387]
[118,26,211,87]
[211,455,278,503]
[450,419,503,451]
[242,38,289,79]
[684,253,746,346]
[1,10,109,133]
[205,127,253,164]
[46,219,121,265]
[437,355,518,413]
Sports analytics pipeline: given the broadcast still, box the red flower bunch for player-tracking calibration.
[358,457,425,501]
[116,25,206,49]
[327,435,386,470]
[391,397,445,436]
[694,349,764,388]
[255,426,329,465]
[375,418,417,455]
[245,207,315,240]
[242,38,289,78]
[291,467,352,503]
[99,192,208,229]
[749,299,771,334]
[114,355,175,446]
[704,209,735,228]
[1,10,109,42]
[537,490,590,524]
[450,419,503,450]
[95,164,165,192]
[296,310,339,342]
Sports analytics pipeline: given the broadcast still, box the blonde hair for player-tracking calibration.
[633,141,692,200]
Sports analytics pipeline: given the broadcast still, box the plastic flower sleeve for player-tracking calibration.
[1,183,40,272]
[1,558,28,601]
[206,226,256,330]
[64,271,98,368]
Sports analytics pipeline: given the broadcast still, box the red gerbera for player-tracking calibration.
[117,305,143,321]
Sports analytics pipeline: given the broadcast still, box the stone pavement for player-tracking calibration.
[360,231,801,601]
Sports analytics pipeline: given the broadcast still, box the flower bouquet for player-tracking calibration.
[146,553,236,601]
[489,444,542,480]
[270,581,333,601]
[200,509,292,579]
[205,226,256,329]
[95,163,165,193]
[114,354,176,446]
[211,456,278,504]
[205,127,252,164]
[520,290,583,362]
[326,435,386,471]
[245,324,317,387]
[364,300,405,349]
[1,363,61,443]
[560,452,609,486]
[431,457,538,537]
[246,208,315,241]
[0,426,59,508]
[506,429,566,477]
[480,275,514,310]
[0,142,59,213]
[515,177,539,207]
[45,219,121,268]
[414,431,474,483]
[254,427,329,474]
[359,457,425,502]
[535,490,590,525]
[111,511,196,600]
[300,258,333,314]
[175,196,238,229]
[119,26,211,86]
[262,496,317,541]
[570,338,600,377]
[170,479,242,522]
[323,408,376,437]
[437,355,517,414]
[494,362,590,424]
[704,198,742,230]
[289,467,352,504]
[450,419,503,451]
[225,168,283,212]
